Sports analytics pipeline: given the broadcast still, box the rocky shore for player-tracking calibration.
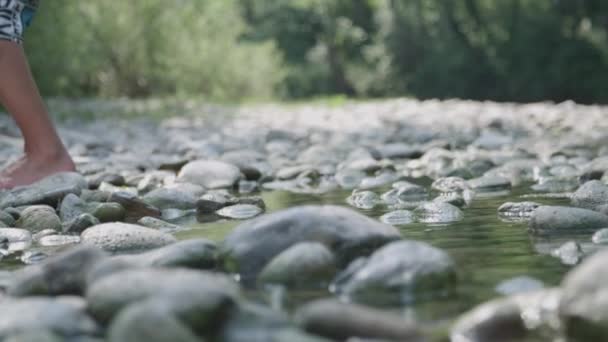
[0,98,606,341]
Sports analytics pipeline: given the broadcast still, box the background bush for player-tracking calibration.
[23,0,608,103]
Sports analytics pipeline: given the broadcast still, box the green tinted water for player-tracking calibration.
[176,185,572,329]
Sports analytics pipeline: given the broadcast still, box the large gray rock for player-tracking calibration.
[334,240,456,304]
[15,205,62,233]
[295,299,423,341]
[0,172,88,209]
[142,188,198,210]
[560,249,608,341]
[220,205,400,284]
[87,239,218,282]
[86,268,239,323]
[177,160,241,189]
[0,297,99,339]
[258,242,336,289]
[452,289,561,342]
[108,289,236,341]
[8,245,107,296]
[571,180,608,211]
[529,206,608,234]
[81,223,176,253]
[108,303,201,342]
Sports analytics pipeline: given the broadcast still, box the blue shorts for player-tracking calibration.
[0,0,37,44]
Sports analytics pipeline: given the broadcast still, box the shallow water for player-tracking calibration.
[175,183,575,331]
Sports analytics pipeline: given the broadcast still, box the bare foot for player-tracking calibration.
[0,150,76,190]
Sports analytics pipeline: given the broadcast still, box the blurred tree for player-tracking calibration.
[18,0,608,103]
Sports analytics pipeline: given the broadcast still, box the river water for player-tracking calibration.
[176,184,577,335]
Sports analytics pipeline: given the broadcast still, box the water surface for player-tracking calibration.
[176,184,575,329]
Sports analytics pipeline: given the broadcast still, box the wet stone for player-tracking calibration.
[20,250,48,265]
[571,180,608,211]
[0,297,99,339]
[220,205,400,284]
[177,159,241,189]
[0,228,31,252]
[551,241,583,266]
[109,191,161,223]
[467,175,511,192]
[142,188,197,210]
[431,177,468,193]
[413,201,464,224]
[258,242,336,289]
[529,206,608,234]
[531,177,579,193]
[15,205,62,233]
[62,213,100,234]
[86,268,239,323]
[379,210,415,225]
[80,222,176,253]
[591,228,608,244]
[346,190,380,210]
[451,289,561,342]
[335,240,457,305]
[8,245,107,296]
[216,204,263,220]
[0,172,88,209]
[498,201,540,220]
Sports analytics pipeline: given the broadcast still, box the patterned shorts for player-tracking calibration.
[0,0,38,44]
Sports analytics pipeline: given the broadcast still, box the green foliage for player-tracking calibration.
[20,0,608,103]
[25,1,284,100]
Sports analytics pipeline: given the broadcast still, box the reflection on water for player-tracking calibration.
[176,185,573,326]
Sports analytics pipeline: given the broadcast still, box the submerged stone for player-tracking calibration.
[498,201,540,220]
[551,241,583,266]
[379,210,415,225]
[258,242,336,289]
[413,201,464,223]
[220,205,400,284]
[529,206,608,234]
[216,204,263,220]
[335,240,456,304]
[346,190,380,210]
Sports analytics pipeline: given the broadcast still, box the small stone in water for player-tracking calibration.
[216,204,263,220]
[592,228,608,244]
[431,177,468,192]
[21,250,48,264]
[498,201,541,219]
[551,241,583,266]
[380,210,415,225]
[346,190,380,210]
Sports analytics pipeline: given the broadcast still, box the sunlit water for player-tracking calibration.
[175,184,575,332]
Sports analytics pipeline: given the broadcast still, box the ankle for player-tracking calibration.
[25,143,71,163]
